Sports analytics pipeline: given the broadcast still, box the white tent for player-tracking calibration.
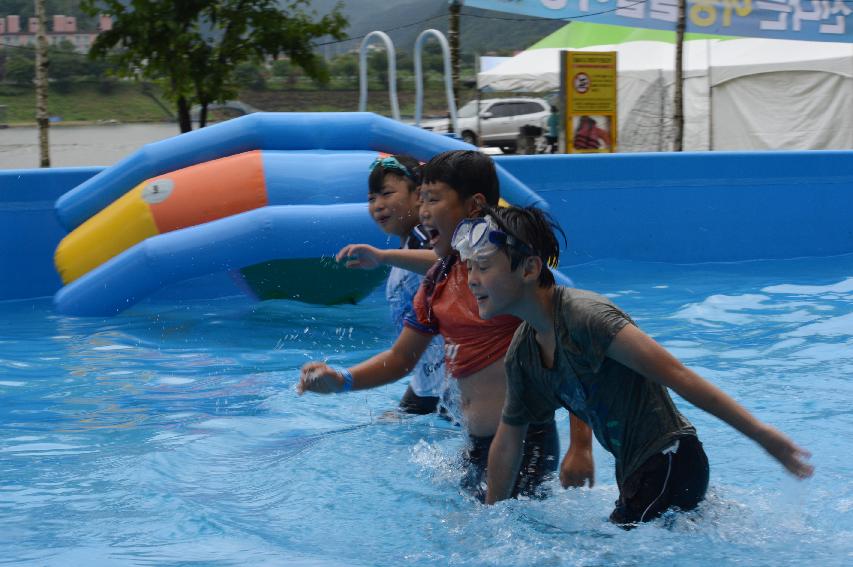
[478,39,853,151]
[709,39,853,150]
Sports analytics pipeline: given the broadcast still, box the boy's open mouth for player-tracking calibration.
[419,224,440,246]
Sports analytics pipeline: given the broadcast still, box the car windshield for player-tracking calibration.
[457,101,483,119]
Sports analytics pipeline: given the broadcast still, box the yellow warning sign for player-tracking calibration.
[563,51,617,153]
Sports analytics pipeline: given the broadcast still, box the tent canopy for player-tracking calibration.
[478,22,732,92]
[529,21,731,49]
[477,22,853,151]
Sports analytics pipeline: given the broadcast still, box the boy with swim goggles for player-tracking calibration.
[368,155,418,182]
[456,205,813,526]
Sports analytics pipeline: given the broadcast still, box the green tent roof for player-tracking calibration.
[530,21,734,49]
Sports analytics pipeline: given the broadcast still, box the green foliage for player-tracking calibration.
[0,81,172,123]
[271,58,293,79]
[234,62,266,91]
[328,52,357,85]
[0,39,119,92]
[270,57,306,88]
[81,0,347,130]
[49,41,88,90]
[367,50,390,84]
[5,52,35,86]
[95,76,117,94]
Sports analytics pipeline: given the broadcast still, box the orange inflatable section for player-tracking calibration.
[149,150,268,233]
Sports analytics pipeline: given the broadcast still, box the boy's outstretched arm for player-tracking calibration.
[336,244,437,275]
[485,421,528,504]
[297,327,433,395]
[560,413,595,488]
[607,324,814,479]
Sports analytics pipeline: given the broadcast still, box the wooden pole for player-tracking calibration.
[448,1,461,133]
[673,0,686,151]
[34,0,50,167]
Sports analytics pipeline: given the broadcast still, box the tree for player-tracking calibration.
[234,61,266,91]
[35,0,50,167]
[328,52,357,87]
[5,53,35,86]
[271,57,305,87]
[83,0,347,132]
[50,41,88,93]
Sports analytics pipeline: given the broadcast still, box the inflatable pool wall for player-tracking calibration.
[2,114,852,313]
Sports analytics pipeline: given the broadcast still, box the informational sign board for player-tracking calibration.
[562,51,617,153]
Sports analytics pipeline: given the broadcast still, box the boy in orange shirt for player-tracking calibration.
[298,151,594,500]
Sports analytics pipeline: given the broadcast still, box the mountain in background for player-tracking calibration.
[305,0,564,57]
[0,0,564,58]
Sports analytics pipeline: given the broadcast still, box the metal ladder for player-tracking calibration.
[358,29,458,133]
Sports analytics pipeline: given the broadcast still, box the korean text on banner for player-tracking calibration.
[462,0,853,43]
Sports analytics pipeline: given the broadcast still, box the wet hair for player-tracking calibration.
[368,154,422,194]
[487,205,566,288]
[421,150,500,206]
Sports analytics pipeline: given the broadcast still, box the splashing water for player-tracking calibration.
[0,255,851,566]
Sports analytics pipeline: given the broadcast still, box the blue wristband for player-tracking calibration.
[337,367,354,393]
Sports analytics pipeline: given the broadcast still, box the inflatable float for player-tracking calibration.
[53,112,552,316]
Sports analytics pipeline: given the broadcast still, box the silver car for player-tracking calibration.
[421,97,551,153]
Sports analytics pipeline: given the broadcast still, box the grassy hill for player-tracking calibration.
[0,80,485,125]
[0,82,171,124]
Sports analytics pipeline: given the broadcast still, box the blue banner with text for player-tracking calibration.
[462,0,853,42]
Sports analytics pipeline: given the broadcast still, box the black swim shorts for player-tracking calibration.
[398,384,441,415]
[461,420,560,502]
[610,435,709,526]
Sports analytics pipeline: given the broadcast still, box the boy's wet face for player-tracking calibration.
[368,174,420,238]
[418,181,472,257]
[465,251,523,320]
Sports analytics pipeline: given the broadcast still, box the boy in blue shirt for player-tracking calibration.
[347,154,446,413]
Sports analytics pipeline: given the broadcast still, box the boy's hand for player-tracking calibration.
[757,425,814,479]
[560,445,595,488]
[336,244,384,270]
[297,362,344,395]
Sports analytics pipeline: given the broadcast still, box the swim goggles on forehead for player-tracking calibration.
[369,155,417,182]
[451,215,535,262]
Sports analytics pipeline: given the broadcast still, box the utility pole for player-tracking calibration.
[448,0,461,133]
[673,0,686,152]
[35,0,50,167]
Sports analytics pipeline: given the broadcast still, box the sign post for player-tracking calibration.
[562,51,618,154]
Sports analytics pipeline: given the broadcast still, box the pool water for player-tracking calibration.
[1,256,851,566]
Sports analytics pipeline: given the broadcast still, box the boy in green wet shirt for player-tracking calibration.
[451,205,814,525]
